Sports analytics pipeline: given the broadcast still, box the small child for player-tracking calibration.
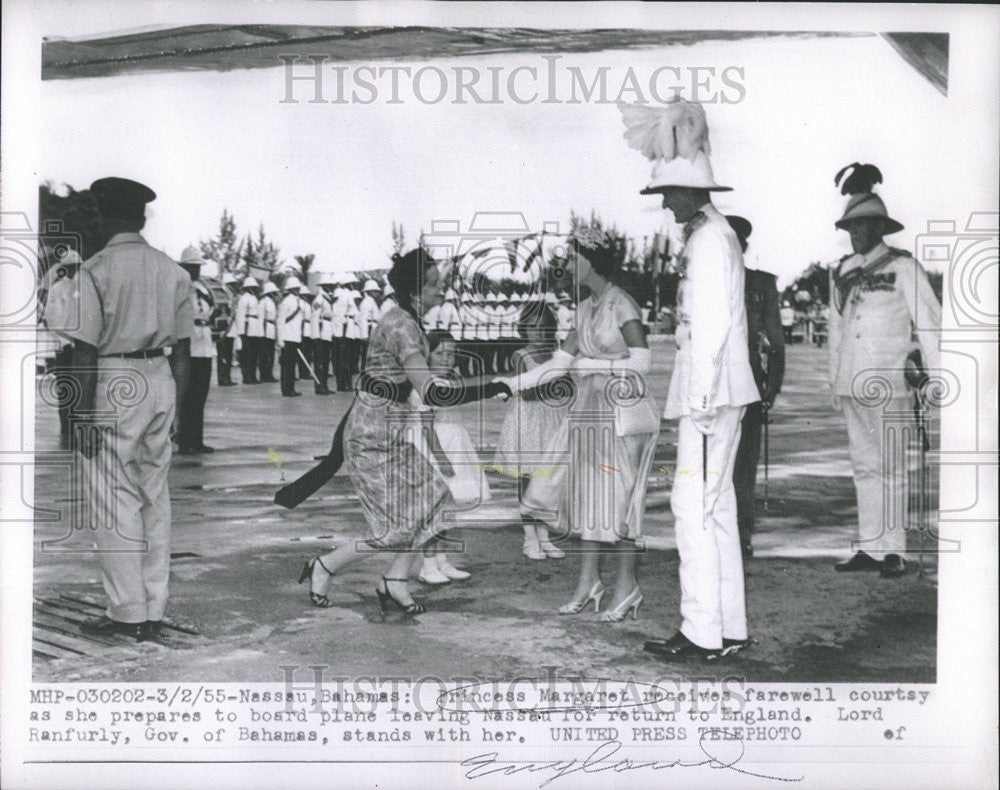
[495,302,568,560]
[411,330,491,584]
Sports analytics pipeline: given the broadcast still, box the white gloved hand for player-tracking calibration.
[691,408,717,435]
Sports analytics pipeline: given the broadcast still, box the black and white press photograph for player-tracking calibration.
[1,2,996,789]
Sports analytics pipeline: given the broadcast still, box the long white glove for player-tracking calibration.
[497,349,575,393]
[573,347,652,377]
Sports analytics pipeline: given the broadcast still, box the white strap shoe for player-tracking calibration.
[418,559,451,585]
[436,554,471,580]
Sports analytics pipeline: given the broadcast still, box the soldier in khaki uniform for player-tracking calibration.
[726,216,785,558]
[66,177,193,640]
[828,164,941,578]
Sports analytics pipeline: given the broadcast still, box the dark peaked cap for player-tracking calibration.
[90,177,156,219]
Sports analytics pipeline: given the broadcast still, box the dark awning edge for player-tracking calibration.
[42,26,872,81]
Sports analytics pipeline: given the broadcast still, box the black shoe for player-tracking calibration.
[219,381,236,387]
[144,620,164,637]
[834,551,882,572]
[244,379,260,385]
[298,557,335,608]
[643,631,721,661]
[260,377,279,383]
[283,391,302,397]
[375,576,425,615]
[880,554,907,578]
[721,637,751,657]
[195,445,215,454]
[315,388,332,395]
[80,615,147,641]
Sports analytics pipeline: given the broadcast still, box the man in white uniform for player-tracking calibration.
[42,249,83,448]
[318,273,338,391]
[310,282,333,395]
[215,272,238,386]
[358,279,381,369]
[298,286,315,382]
[233,277,263,384]
[259,281,279,383]
[378,282,398,320]
[827,165,940,578]
[625,108,759,661]
[344,288,362,378]
[176,246,217,455]
[277,276,304,397]
[68,177,193,640]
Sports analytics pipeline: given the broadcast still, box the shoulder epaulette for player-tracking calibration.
[888,247,912,258]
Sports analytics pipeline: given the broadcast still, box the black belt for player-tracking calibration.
[101,348,165,359]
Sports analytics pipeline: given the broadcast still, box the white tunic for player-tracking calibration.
[277,293,304,344]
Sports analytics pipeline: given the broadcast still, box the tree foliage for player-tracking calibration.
[199,208,243,276]
[391,221,406,255]
[38,182,108,266]
[242,223,282,274]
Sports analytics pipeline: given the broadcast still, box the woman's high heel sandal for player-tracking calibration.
[598,586,643,622]
[558,580,605,615]
[298,557,334,608]
[376,577,426,615]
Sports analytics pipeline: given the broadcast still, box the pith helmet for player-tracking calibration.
[640,150,731,194]
[180,245,205,265]
[835,193,904,234]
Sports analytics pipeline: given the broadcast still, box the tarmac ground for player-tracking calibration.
[31,339,938,684]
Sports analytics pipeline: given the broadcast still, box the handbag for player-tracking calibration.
[611,372,660,437]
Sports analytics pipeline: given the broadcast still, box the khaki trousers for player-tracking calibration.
[84,357,175,622]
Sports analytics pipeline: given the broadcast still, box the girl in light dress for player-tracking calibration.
[494,302,569,561]
[410,330,492,585]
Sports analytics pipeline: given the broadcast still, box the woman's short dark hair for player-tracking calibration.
[425,329,454,353]
[518,301,558,338]
[388,248,437,319]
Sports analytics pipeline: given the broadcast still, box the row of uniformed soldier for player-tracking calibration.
[424,289,576,374]
[214,275,394,394]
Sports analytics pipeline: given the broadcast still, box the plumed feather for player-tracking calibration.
[618,101,711,162]
[834,162,883,195]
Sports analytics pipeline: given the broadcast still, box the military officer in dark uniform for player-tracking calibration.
[727,216,785,558]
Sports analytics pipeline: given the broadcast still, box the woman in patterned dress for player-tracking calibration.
[498,239,659,621]
[300,249,509,614]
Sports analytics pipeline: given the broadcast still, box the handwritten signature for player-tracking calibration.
[461,734,803,787]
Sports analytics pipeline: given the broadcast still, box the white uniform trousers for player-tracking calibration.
[672,405,746,650]
[84,357,175,623]
[840,395,911,560]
